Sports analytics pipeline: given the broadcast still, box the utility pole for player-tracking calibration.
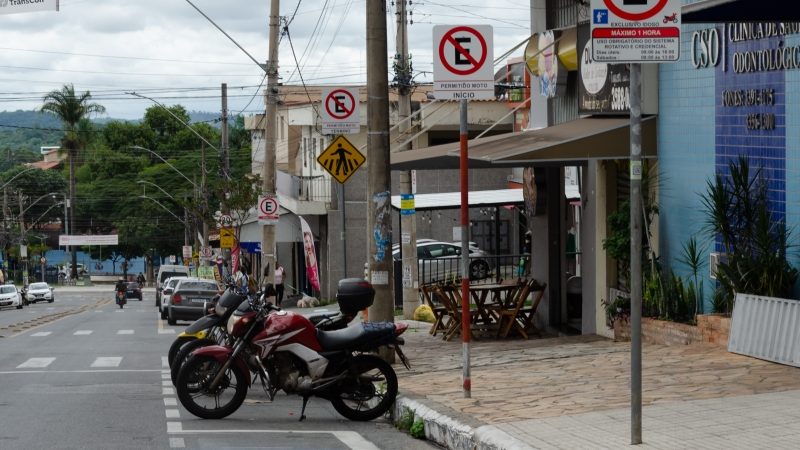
[261,0,279,284]
[396,0,418,319]
[221,83,231,267]
[201,144,209,252]
[366,0,394,327]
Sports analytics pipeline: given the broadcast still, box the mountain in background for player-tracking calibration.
[0,109,223,153]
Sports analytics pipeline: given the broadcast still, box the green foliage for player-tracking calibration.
[700,156,798,313]
[410,419,425,439]
[678,237,706,316]
[396,406,414,431]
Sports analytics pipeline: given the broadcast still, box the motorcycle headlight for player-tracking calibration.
[226,314,237,335]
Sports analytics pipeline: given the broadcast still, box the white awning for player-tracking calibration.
[391,187,579,211]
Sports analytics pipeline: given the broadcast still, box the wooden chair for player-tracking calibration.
[495,279,545,339]
[421,284,450,337]
[433,285,477,341]
[517,281,546,337]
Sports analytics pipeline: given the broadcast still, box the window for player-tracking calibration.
[0,286,15,294]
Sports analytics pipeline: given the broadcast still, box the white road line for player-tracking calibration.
[161,356,169,368]
[166,428,380,450]
[17,357,55,369]
[0,369,160,375]
[165,409,180,419]
[161,373,170,379]
[168,437,185,448]
[74,330,93,335]
[162,387,174,395]
[117,330,134,335]
[30,332,52,337]
[91,357,122,368]
[162,380,172,386]
[163,398,177,406]
[158,329,176,334]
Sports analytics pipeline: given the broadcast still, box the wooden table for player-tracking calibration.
[468,283,521,326]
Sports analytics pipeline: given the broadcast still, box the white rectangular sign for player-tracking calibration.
[590,0,680,63]
[257,195,280,225]
[59,234,119,246]
[433,25,494,100]
[320,87,361,135]
[0,0,59,15]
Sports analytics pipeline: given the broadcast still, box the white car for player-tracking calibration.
[24,282,54,303]
[0,284,23,309]
[159,276,187,319]
[392,240,491,282]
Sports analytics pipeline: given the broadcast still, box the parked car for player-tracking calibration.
[125,282,142,301]
[392,240,491,282]
[0,284,23,309]
[159,277,187,319]
[155,264,190,308]
[23,282,54,303]
[164,278,220,326]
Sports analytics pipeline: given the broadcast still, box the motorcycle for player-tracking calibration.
[169,281,357,385]
[115,290,127,309]
[175,278,410,422]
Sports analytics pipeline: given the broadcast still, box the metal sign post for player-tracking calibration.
[458,99,471,398]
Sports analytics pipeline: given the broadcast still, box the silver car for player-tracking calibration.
[24,282,54,303]
[165,278,220,326]
[159,276,187,319]
[393,240,490,282]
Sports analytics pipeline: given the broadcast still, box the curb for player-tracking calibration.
[395,397,534,450]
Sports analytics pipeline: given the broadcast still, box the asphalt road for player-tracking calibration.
[0,287,439,450]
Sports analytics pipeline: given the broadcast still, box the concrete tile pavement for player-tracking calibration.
[394,320,800,449]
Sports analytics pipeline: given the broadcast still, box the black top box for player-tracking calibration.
[336,278,375,315]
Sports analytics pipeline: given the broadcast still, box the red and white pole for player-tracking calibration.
[459,99,471,398]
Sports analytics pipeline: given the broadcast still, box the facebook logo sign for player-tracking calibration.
[593,9,608,24]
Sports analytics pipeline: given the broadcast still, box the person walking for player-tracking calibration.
[274,262,285,307]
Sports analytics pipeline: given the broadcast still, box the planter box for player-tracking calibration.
[613,314,730,347]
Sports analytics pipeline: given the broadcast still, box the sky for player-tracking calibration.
[0,0,531,121]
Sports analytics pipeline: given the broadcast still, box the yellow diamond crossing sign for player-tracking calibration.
[317,135,365,184]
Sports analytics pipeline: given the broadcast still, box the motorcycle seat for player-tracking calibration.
[316,322,396,351]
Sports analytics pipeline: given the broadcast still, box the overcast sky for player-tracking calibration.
[0,0,531,120]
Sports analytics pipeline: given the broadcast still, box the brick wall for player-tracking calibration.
[613,314,730,347]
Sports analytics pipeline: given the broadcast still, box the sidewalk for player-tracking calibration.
[394,320,800,449]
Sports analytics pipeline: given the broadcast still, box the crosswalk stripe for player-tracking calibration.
[91,357,122,368]
[30,332,52,337]
[74,330,93,335]
[17,357,55,369]
[117,330,134,335]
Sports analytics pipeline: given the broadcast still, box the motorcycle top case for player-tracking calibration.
[336,278,375,315]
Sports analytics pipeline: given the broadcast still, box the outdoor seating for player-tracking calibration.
[421,284,450,337]
[496,279,546,339]
[432,284,478,341]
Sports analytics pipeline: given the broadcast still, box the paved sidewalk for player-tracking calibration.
[394,320,800,449]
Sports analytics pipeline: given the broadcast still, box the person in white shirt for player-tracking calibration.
[274,262,285,307]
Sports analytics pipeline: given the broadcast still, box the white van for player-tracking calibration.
[155,264,190,308]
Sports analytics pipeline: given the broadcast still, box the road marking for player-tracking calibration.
[91,357,122,368]
[162,380,172,386]
[163,387,175,395]
[161,373,170,379]
[166,428,380,450]
[0,369,160,374]
[17,357,55,369]
[74,330,93,335]
[30,331,52,337]
[164,398,177,406]
[118,330,134,335]
[161,356,169,368]
[169,437,185,448]
[165,409,180,419]
[158,329,176,334]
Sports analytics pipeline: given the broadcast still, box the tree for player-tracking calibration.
[41,84,106,279]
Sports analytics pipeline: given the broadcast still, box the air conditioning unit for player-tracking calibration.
[709,252,726,280]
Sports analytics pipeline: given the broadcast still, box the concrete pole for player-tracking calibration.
[221,83,232,268]
[261,0,279,284]
[630,63,643,445]
[366,0,394,326]
[396,0,419,319]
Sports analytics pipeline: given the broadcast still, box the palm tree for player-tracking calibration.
[41,84,105,280]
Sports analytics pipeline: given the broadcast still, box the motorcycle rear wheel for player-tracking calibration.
[176,354,248,419]
[330,354,398,421]
[171,338,215,385]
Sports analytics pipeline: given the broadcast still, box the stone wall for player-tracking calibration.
[613,314,730,347]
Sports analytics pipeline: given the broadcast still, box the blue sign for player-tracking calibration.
[239,242,262,254]
[593,9,608,24]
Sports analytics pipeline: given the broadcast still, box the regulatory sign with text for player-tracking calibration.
[590,0,680,63]
[0,0,58,15]
[317,135,365,184]
[433,25,494,100]
[320,87,361,135]
[258,195,280,225]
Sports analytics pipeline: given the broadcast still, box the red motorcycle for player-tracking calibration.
[175,279,410,421]
[663,13,678,23]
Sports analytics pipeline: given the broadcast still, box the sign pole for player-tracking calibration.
[630,62,643,445]
[459,98,471,398]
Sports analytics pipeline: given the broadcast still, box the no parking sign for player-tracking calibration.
[432,25,494,100]
[320,87,360,135]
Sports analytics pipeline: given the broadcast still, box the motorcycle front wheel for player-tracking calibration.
[330,354,398,421]
[176,354,248,419]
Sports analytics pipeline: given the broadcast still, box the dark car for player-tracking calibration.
[165,278,220,325]
[125,282,143,301]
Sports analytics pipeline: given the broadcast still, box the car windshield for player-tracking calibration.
[0,286,16,294]
[29,283,48,290]
[161,272,187,282]
[167,279,182,288]
[127,282,139,289]
[178,281,218,291]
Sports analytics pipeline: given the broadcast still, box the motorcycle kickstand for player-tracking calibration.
[299,396,310,422]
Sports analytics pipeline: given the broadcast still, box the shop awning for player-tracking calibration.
[390,116,657,171]
[682,0,796,22]
[390,186,580,211]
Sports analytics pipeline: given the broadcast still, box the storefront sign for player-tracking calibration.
[692,23,800,73]
[590,0,681,63]
[578,24,631,115]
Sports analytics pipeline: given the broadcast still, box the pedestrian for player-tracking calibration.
[137,272,145,286]
[274,261,285,307]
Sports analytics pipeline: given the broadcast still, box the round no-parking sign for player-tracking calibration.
[432,24,494,100]
[320,87,360,135]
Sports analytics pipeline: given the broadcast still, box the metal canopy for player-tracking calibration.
[390,187,579,211]
[390,116,657,171]
[682,0,799,23]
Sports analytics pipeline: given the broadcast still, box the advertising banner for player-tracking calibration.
[299,216,320,292]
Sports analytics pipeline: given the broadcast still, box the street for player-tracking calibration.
[0,287,438,450]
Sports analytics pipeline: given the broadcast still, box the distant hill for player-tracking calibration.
[0,109,222,152]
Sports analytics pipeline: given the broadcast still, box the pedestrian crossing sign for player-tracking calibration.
[317,135,365,184]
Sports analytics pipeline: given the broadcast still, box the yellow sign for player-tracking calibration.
[220,227,234,249]
[317,135,365,184]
